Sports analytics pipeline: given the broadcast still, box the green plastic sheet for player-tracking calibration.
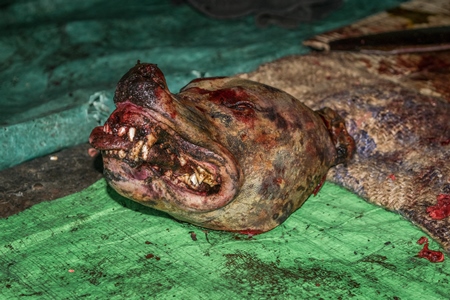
[1,180,447,299]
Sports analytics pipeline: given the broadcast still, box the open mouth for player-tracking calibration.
[90,102,222,196]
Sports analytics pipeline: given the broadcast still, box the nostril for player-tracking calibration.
[114,77,158,106]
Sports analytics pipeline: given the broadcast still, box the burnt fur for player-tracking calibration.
[90,63,354,232]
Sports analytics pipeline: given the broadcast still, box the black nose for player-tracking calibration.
[114,63,168,109]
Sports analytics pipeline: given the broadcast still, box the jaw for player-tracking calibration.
[89,101,241,212]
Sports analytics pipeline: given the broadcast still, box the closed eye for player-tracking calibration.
[224,100,258,111]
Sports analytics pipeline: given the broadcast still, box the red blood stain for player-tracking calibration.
[209,88,256,126]
[189,231,197,241]
[273,177,283,185]
[417,55,450,73]
[145,253,161,260]
[417,236,428,245]
[238,229,263,236]
[387,174,396,181]
[426,194,450,220]
[313,175,327,196]
[378,59,402,75]
[416,236,445,263]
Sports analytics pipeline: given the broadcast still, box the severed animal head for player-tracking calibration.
[89,62,355,233]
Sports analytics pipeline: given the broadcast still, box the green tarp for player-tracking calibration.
[2,0,448,299]
[2,181,448,299]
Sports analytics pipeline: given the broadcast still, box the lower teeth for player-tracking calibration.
[103,134,218,191]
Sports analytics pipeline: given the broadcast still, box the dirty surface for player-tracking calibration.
[0,143,102,218]
[1,179,449,299]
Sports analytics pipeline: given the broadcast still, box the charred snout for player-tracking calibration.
[114,62,168,109]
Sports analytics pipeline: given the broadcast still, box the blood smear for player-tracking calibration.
[313,174,327,196]
[416,236,445,263]
[426,194,450,220]
[238,229,263,236]
[189,231,197,241]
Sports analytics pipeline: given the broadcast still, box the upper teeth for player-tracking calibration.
[146,133,157,147]
[128,127,136,141]
[101,123,218,190]
[118,126,127,136]
[103,123,112,134]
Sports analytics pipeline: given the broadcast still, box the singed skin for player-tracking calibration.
[89,63,355,233]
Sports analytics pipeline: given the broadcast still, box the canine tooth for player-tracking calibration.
[103,123,110,133]
[146,133,157,148]
[118,126,127,136]
[128,127,136,141]
[118,150,126,159]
